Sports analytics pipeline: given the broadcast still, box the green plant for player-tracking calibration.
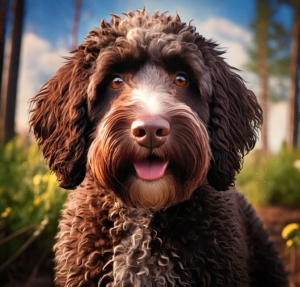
[236,145,300,208]
[0,137,67,276]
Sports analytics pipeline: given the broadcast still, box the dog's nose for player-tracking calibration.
[131,117,170,148]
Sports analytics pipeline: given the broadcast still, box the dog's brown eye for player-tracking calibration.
[174,75,187,87]
[110,77,123,89]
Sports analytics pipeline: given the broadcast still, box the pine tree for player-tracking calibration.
[3,0,24,143]
[0,0,7,144]
[246,0,290,153]
[286,0,300,149]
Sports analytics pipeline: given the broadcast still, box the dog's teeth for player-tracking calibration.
[133,158,168,180]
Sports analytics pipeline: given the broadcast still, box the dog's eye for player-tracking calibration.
[174,75,188,87]
[110,77,124,89]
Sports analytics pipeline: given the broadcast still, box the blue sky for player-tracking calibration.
[3,0,293,151]
[20,0,292,50]
[24,0,249,47]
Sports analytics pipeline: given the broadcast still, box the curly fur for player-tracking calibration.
[30,8,288,287]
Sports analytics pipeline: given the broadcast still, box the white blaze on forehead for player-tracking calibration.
[131,88,167,115]
[130,65,173,115]
[126,26,167,43]
[126,27,145,43]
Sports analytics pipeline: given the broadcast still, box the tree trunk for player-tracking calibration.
[72,0,81,50]
[3,0,24,143]
[287,0,300,150]
[258,18,269,154]
[294,42,300,147]
[0,0,7,144]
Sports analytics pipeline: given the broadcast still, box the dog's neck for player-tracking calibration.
[101,206,191,287]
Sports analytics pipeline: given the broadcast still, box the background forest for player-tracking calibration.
[0,0,299,286]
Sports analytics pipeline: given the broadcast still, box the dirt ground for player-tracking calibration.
[256,206,300,287]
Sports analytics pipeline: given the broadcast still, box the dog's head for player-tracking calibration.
[30,9,262,210]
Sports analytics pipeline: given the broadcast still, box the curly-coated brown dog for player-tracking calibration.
[30,9,288,287]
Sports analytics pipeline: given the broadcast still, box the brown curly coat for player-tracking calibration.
[30,9,288,287]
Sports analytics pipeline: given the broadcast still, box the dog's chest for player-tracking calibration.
[101,208,191,287]
[98,191,251,287]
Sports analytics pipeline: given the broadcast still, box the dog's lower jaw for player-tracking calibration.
[119,169,206,212]
[122,174,179,211]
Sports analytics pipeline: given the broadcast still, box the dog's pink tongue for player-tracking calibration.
[133,158,168,180]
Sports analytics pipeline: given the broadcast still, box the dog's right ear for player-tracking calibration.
[30,51,92,189]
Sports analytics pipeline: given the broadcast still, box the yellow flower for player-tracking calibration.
[286,240,293,247]
[42,174,49,182]
[33,198,40,206]
[1,207,12,218]
[33,174,42,186]
[282,223,300,239]
[294,159,300,172]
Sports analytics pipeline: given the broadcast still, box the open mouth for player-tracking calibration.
[133,155,169,181]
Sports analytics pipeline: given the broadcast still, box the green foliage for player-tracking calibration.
[0,137,67,233]
[0,137,67,268]
[236,145,300,208]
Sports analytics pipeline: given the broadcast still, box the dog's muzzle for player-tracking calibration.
[131,116,170,181]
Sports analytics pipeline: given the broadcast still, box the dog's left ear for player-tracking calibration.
[206,56,263,191]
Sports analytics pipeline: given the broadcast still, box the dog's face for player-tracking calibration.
[30,9,262,211]
[88,62,210,210]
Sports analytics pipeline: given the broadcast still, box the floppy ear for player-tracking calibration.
[29,51,92,189]
[206,57,263,191]
[29,20,121,189]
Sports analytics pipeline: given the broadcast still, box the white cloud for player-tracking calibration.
[268,101,288,152]
[16,33,69,133]
[255,101,288,153]
[194,17,252,69]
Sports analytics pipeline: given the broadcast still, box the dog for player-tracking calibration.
[30,9,288,287]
